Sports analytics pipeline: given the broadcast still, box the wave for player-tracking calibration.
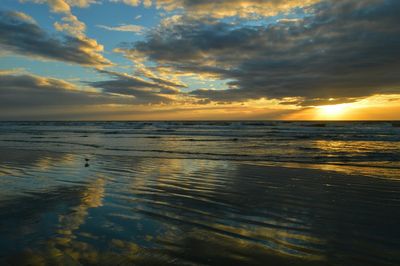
[1,121,399,180]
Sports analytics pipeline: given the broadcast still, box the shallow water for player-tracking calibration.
[0,122,399,265]
[0,121,399,179]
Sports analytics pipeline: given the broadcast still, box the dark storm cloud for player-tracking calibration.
[0,10,111,67]
[130,0,400,105]
[85,69,178,104]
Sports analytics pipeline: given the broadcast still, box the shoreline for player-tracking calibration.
[1,147,399,180]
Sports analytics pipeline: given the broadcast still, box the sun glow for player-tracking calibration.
[316,104,349,119]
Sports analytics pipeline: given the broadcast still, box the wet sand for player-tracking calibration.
[0,148,399,265]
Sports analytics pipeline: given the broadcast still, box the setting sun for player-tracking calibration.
[316,104,350,119]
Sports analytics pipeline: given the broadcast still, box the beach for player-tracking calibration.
[0,123,400,265]
[0,136,399,265]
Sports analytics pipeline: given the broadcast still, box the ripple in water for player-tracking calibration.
[0,149,399,265]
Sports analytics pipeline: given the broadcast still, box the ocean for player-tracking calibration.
[0,121,399,265]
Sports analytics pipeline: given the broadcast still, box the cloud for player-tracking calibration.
[124,0,400,105]
[21,0,320,19]
[54,13,86,37]
[114,47,188,88]
[0,70,184,117]
[97,24,144,33]
[23,0,87,37]
[153,0,321,18]
[20,0,98,12]
[0,72,127,109]
[0,71,189,120]
[0,68,27,75]
[110,0,151,7]
[0,10,111,67]
[21,0,71,13]
[109,0,139,6]
[21,0,111,71]
[11,11,37,24]
[66,0,99,8]
[32,0,319,19]
[111,0,137,5]
[86,69,181,104]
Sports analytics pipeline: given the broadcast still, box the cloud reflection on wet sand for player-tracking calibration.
[0,149,399,265]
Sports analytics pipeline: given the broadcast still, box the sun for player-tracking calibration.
[317,104,349,119]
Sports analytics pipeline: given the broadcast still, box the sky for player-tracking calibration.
[0,0,399,120]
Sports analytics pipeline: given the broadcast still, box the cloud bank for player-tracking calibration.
[123,0,400,105]
[0,72,123,109]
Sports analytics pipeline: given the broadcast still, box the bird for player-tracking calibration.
[85,158,90,162]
